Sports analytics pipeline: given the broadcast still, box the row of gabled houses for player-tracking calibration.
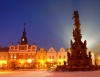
[0,43,68,69]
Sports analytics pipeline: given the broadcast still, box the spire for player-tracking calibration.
[23,23,26,36]
[20,23,28,45]
[24,23,26,32]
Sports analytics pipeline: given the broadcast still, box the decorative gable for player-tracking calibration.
[47,47,56,53]
[59,47,66,53]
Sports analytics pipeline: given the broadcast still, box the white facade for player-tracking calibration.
[57,48,67,65]
[47,47,57,63]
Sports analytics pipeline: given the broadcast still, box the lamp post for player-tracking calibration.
[20,60,24,70]
[28,59,32,69]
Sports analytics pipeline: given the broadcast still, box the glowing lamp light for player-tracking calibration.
[0,60,7,64]
[58,59,63,62]
[28,59,32,63]
[3,61,7,64]
[21,61,24,64]
[47,59,53,62]
[40,60,44,64]
[98,57,100,59]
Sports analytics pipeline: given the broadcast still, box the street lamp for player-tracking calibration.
[28,59,32,69]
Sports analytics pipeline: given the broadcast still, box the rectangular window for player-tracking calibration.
[11,47,13,49]
[64,55,66,59]
[19,54,22,59]
[38,56,40,59]
[49,56,51,59]
[14,55,16,59]
[28,55,30,59]
[43,56,45,60]
[59,55,61,59]
[32,47,35,49]
[59,62,61,65]
[32,55,34,58]
[11,55,13,59]
[4,56,6,59]
[19,46,27,50]
[52,56,54,59]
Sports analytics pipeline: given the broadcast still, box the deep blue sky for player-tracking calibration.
[0,0,100,51]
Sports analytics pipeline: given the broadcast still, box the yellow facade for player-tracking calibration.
[36,48,47,69]
[0,51,8,68]
[57,48,67,65]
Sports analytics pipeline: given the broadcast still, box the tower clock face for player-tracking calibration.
[22,38,24,41]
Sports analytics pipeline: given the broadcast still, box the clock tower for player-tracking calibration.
[21,23,28,45]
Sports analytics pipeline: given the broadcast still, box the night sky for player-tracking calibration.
[0,0,100,52]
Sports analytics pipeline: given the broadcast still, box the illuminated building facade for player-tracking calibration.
[0,47,9,68]
[36,48,47,68]
[47,47,57,67]
[57,48,67,65]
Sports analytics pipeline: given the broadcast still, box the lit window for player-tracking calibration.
[64,55,66,59]
[28,55,30,58]
[52,56,54,59]
[59,55,61,59]
[14,55,16,59]
[43,56,45,60]
[38,56,40,59]
[11,47,14,49]
[59,62,61,65]
[32,55,34,58]
[11,55,13,59]
[4,56,6,59]
[32,47,35,49]
[49,56,51,59]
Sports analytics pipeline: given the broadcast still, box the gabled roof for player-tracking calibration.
[58,47,66,53]
[47,47,56,53]
[37,47,47,53]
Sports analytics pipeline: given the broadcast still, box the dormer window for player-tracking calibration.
[14,55,16,59]
[32,47,35,49]
[11,47,14,49]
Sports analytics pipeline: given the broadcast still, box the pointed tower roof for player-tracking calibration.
[20,23,28,45]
